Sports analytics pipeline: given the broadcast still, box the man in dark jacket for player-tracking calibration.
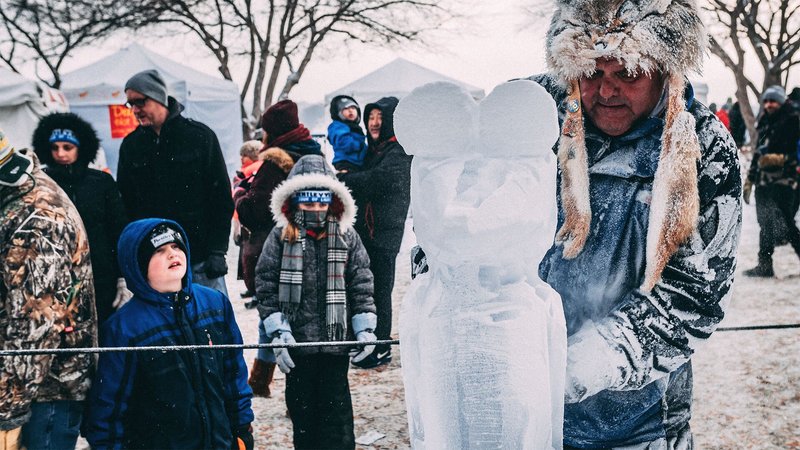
[338,96,412,368]
[536,0,741,447]
[743,85,800,276]
[85,218,253,450]
[118,69,233,294]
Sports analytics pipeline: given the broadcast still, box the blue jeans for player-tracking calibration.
[192,261,229,296]
[20,401,82,450]
[257,318,277,363]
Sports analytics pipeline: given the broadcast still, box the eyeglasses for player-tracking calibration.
[125,97,149,109]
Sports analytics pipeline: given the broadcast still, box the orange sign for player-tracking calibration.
[109,105,138,139]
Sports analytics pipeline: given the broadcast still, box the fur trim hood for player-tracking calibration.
[258,147,295,174]
[545,0,706,292]
[32,112,100,168]
[270,155,356,230]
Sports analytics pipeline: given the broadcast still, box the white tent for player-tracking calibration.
[324,58,485,108]
[61,43,243,177]
[0,68,69,149]
[690,79,709,105]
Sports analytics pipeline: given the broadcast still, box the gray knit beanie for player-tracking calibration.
[125,70,168,107]
[761,85,786,104]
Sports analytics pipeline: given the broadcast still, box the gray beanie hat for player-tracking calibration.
[762,85,786,104]
[125,69,168,107]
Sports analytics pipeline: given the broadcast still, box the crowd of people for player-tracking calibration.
[1,0,799,446]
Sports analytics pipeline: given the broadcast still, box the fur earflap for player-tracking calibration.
[642,74,700,291]
[32,112,100,167]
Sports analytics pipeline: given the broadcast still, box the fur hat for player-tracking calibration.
[261,100,300,144]
[546,0,706,291]
[32,112,100,168]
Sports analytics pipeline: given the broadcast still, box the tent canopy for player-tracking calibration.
[0,68,68,149]
[61,43,243,177]
[324,58,485,107]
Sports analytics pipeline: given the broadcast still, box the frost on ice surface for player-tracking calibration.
[395,80,567,449]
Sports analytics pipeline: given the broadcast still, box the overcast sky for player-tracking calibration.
[61,1,798,108]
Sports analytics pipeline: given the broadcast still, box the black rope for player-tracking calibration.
[3,323,800,356]
[716,323,800,332]
[0,339,400,357]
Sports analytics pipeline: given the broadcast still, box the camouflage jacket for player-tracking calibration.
[0,149,97,430]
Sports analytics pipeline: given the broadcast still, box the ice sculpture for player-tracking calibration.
[395,80,567,449]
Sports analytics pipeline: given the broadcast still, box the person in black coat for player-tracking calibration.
[32,112,129,327]
[744,85,800,276]
[118,70,234,294]
[337,96,412,368]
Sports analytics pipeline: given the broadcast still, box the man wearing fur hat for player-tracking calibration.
[742,85,800,277]
[533,0,742,447]
[118,69,234,294]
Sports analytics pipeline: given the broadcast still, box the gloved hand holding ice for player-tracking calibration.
[395,80,568,449]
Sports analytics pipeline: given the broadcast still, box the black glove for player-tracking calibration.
[205,251,228,278]
[231,425,254,450]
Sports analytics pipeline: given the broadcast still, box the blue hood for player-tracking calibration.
[117,218,193,303]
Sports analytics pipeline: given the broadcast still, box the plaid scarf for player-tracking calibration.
[279,211,349,340]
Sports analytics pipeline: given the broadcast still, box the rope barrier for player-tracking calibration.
[2,322,799,356]
[0,339,400,357]
[716,323,800,332]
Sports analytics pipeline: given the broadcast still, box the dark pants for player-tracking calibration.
[365,245,397,354]
[285,353,354,450]
[755,184,800,261]
[20,401,82,450]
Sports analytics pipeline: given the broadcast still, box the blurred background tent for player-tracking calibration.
[0,67,69,149]
[61,43,242,177]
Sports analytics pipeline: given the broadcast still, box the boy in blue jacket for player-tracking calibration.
[327,95,367,171]
[85,218,254,450]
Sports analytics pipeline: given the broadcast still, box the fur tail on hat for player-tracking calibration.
[642,74,700,292]
[556,79,592,258]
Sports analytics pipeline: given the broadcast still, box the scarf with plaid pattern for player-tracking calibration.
[279,211,349,340]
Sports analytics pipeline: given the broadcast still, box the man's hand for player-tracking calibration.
[564,321,626,404]
[205,251,228,278]
[743,179,753,205]
[272,332,296,374]
[112,277,133,309]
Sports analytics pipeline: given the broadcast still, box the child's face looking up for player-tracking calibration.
[340,106,358,122]
[147,243,187,293]
[297,202,330,212]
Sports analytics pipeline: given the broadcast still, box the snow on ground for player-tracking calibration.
[80,195,800,449]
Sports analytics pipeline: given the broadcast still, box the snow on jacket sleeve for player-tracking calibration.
[344,229,376,316]
[85,321,137,450]
[567,109,743,401]
[221,294,255,429]
[255,227,284,321]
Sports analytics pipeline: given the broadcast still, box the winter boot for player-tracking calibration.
[248,358,276,397]
[743,258,774,277]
